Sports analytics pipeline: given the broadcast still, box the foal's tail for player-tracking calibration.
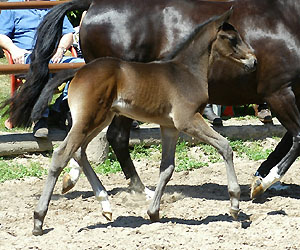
[31,68,78,122]
[1,0,92,127]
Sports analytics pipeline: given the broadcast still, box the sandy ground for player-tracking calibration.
[1,119,300,250]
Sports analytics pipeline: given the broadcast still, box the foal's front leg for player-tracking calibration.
[176,112,240,218]
[147,126,179,221]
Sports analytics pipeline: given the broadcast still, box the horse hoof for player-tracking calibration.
[102,211,112,221]
[229,208,240,220]
[62,173,75,194]
[32,227,43,236]
[250,176,265,199]
[147,210,160,222]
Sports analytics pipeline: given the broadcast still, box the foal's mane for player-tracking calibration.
[163,15,228,61]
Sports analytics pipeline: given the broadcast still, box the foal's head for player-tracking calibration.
[210,10,257,72]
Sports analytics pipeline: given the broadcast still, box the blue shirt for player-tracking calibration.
[0,0,74,50]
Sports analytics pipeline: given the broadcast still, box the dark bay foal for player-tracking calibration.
[32,10,256,235]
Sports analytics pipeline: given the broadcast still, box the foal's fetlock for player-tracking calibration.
[32,212,44,236]
[96,191,112,221]
[147,209,160,222]
[229,207,240,220]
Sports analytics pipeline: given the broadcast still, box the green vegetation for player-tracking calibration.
[0,138,277,183]
[0,158,47,183]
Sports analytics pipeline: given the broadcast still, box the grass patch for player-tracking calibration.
[230,139,273,161]
[175,141,208,171]
[0,158,47,183]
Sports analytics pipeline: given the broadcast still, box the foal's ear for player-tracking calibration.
[215,7,234,29]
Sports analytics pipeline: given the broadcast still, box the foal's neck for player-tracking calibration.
[172,24,216,78]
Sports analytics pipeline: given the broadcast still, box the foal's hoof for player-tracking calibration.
[62,173,75,194]
[229,208,240,220]
[147,210,160,222]
[32,227,43,236]
[102,211,112,221]
[250,176,265,199]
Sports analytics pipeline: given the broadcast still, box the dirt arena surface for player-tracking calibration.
[1,119,300,250]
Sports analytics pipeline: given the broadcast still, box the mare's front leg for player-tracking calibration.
[147,126,179,221]
[251,86,300,198]
[176,112,240,218]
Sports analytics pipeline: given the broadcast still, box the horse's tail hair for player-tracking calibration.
[1,0,92,127]
[31,68,78,122]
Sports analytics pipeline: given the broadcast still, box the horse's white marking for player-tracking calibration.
[69,159,82,183]
[95,190,112,214]
[262,166,281,190]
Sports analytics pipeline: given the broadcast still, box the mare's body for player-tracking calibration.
[4,0,300,198]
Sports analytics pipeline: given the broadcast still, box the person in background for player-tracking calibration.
[0,0,84,138]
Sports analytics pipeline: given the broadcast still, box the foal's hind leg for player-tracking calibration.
[147,126,179,221]
[175,113,240,218]
[62,115,152,197]
[73,148,112,221]
[33,130,86,235]
[71,117,115,221]
[251,86,300,198]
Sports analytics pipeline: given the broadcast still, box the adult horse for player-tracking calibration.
[32,9,257,235]
[3,0,300,199]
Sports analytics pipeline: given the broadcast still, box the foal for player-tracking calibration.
[33,10,256,235]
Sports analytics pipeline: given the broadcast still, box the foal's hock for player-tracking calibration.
[32,10,256,235]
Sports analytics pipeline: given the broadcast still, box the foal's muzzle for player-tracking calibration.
[241,54,257,73]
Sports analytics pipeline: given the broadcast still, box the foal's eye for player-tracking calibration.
[229,37,238,47]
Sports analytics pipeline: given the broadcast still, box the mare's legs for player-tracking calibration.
[251,85,300,198]
[255,132,292,178]
[147,126,179,221]
[176,113,240,218]
[107,116,146,192]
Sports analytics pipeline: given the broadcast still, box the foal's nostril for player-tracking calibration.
[253,58,257,68]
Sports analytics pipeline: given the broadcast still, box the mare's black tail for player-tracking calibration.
[31,68,78,122]
[1,0,92,127]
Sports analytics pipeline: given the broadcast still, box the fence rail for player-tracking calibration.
[0,1,69,10]
[0,0,83,75]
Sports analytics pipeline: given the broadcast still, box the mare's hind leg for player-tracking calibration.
[251,86,300,198]
[176,113,240,218]
[147,126,179,221]
[33,129,86,236]
[107,116,152,196]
